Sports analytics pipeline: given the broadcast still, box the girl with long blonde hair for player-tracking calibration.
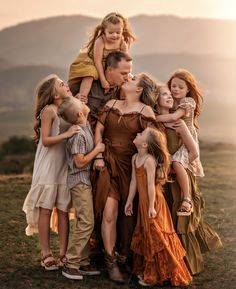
[23,75,80,270]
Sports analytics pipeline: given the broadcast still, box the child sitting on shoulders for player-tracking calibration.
[68,12,135,101]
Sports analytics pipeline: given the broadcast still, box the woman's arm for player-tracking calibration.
[94,37,109,90]
[156,108,185,123]
[125,155,137,216]
[93,120,105,169]
[142,105,156,119]
[145,157,157,218]
[41,106,79,147]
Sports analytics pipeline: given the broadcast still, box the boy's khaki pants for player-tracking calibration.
[66,183,94,269]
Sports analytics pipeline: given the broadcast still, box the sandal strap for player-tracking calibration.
[41,253,53,261]
[182,198,192,207]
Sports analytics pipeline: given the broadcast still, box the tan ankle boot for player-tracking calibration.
[104,251,125,283]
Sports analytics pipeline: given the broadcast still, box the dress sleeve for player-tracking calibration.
[139,115,160,130]
[178,97,196,111]
[97,105,110,125]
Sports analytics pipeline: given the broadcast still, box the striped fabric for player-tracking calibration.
[66,123,94,189]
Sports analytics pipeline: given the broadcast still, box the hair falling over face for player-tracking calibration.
[86,12,136,55]
[167,69,203,128]
[146,128,171,185]
[138,73,159,108]
[33,74,58,144]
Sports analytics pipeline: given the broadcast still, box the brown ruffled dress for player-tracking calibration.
[93,103,157,256]
[131,161,192,286]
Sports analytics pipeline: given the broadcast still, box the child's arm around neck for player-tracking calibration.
[156,107,185,123]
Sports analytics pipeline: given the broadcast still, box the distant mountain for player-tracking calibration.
[0,65,66,110]
[0,14,235,143]
[0,54,235,144]
[0,15,236,68]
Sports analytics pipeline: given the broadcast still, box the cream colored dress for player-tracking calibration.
[172,97,204,177]
[23,107,71,235]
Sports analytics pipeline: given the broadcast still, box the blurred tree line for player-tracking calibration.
[0,136,36,174]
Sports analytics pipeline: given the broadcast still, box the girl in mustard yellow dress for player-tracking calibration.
[68,12,135,98]
[125,127,192,287]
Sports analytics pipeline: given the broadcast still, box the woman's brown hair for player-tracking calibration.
[138,73,159,108]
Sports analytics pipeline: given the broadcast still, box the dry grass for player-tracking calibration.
[0,143,235,289]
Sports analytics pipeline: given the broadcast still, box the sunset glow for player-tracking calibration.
[0,0,236,30]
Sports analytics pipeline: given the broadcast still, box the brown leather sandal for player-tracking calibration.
[177,198,193,216]
[41,254,59,271]
[58,255,67,267]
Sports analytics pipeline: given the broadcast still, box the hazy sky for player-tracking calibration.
[1,0,236,30]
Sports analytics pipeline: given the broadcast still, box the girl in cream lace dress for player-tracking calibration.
[156,69,204,216]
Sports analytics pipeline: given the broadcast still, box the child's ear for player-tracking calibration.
[76,111,83,117]
[106,66,112,74]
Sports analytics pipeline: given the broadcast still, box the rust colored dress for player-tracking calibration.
[94,103,157,256]
[131,162,192,286]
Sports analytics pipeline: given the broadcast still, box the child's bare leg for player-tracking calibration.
[174,120,198,162]
[79,76,93,97]
[57,209,69,257]
[172,161,193,216]
[38,207,52,256]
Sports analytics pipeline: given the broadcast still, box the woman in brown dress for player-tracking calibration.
[93,73,158,282]
[156,83,222,275]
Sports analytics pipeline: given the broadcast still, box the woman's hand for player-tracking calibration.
[65,125,81,138]
[148,206,157,218]
[95,143,105,153]
[125,201,133,216]
[93,158,105,170]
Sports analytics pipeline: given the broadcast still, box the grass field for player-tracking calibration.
[0,143,235,289]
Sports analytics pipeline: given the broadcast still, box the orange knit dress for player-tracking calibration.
[131,163,192,286]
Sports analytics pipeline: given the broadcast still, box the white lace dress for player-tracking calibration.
[172,97,204,177]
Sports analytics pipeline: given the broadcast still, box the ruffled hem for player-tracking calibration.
[131,224,192,285]
[23,184,70,236]
[164,170,222,275]
[131,222,186,261]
